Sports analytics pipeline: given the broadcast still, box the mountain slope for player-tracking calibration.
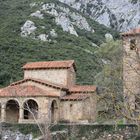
[0,0,119,87]
[59,0,140,31]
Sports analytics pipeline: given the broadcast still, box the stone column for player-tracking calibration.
[19,107,24,123]
[1,104,6,122]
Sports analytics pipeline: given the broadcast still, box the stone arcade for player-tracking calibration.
[0,60,97,123]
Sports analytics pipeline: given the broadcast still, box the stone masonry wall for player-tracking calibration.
[122,34,140,110]
[60,100,83,122]
[24,69,69,86]
[60,93,96,123]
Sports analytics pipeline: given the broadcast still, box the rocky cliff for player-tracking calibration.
[20,1,120,42]
[21,1,95,41]
[59,0,140,31]
[0,0,119,87]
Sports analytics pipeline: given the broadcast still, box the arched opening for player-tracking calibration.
[6,100,19,123]
[0,104,1,120]
[23,99,38,120]
[70,103,73,111]
[51,100,58,123]
[135,95,140,110]
[130,39,136,50]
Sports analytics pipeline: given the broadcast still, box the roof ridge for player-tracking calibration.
[10,78,68,90]
[0,85,59,97]
[22,60,75,70]
[61,93,90,101]
[24,59,74,64]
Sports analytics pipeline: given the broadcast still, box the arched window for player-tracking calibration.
[23,99,38,120]
[0,103,1,120]
[6,100,19,123]
[70,103,73,112]
[130,39,136,50]
[135,95,140,110]
[51,100,58,123]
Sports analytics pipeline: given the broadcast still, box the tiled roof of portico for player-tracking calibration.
[10,78,97,93]
[0,85,59,97]
[61,93,90,101]
[10,78,68,90]
[69,85,96,93]
[0,79,97,97]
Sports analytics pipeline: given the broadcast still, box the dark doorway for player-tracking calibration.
[23,99,38,120]
[6,100,19,123]
[51,100,58,123]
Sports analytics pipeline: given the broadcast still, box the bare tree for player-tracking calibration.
[3,85,57,140]
[96,38,140,131]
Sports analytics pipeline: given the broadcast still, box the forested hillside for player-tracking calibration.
[0,0,120,88]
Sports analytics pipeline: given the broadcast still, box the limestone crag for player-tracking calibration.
[21,20,37,37]
[21,2,95,41]
[30,10,44,19]
[59,0,140,31]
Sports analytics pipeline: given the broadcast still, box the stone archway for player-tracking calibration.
[51,100,58,123]
[0,103,1,121]
[135,95,140,110]
[6,100,19,123]
[23,99,38,120]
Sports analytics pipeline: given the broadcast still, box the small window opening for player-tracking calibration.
[70,104,73,107]
[130,39,136,50]
[70,104,73,112]
[135,95,140,110]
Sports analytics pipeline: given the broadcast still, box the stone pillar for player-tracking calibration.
[1,104,6,122]
[19,107,24,123]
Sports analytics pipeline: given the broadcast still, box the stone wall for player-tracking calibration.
[83,94,97,121]
[122,34,140,110]
[67,67,76,87]
[0,96,60,124]
[51,124,138,140]
[60,93,96,122]
[24,68,76,87]
[22,81,64,96]
[1,124,139,140]
[60,100,83,122]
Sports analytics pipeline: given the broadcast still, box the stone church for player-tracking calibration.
[0,27,139,124]
[0,60,97,123]
[121,27,140,118]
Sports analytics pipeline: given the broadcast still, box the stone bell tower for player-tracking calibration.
[121,27,140,114]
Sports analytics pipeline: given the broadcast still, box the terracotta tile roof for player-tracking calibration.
[121,27,140,36]
[10,78,68,90]
[0,85,59,97]
[23,60,76,70]
[69,85,96,93]
[61,94,90,101]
